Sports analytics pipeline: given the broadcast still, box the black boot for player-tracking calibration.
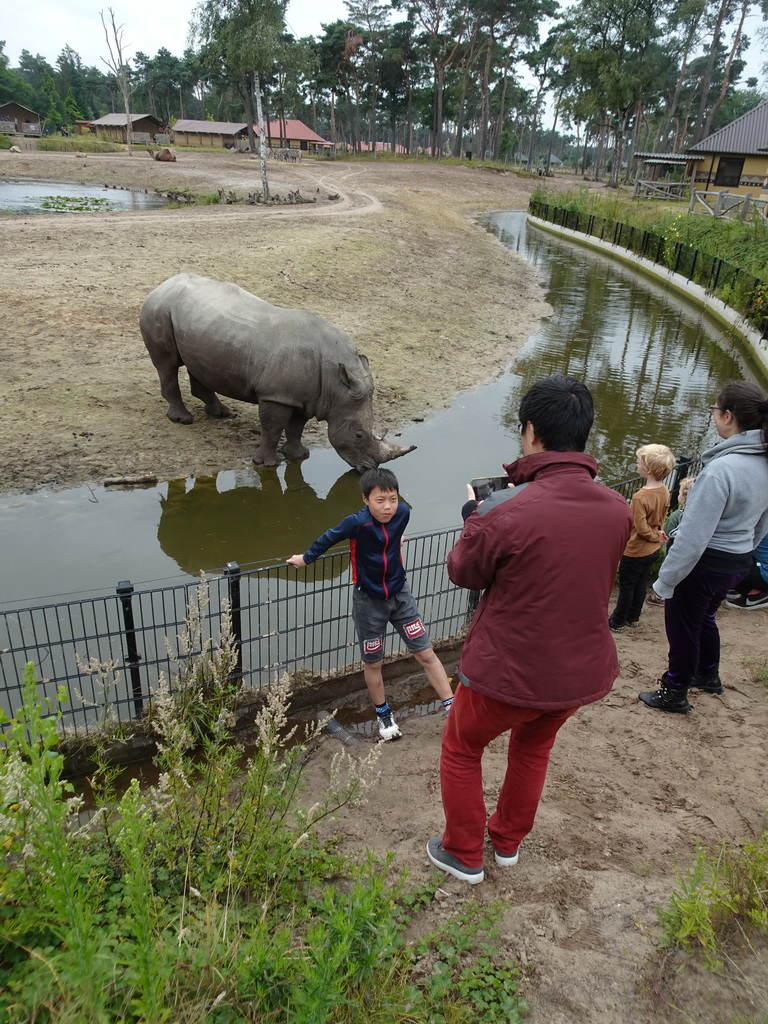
[638,674,691,714]
[689,670,723,695]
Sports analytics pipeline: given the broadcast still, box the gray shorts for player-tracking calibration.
[352,582,432,663]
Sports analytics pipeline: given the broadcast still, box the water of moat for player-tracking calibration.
[0,178,166,214]
[1,211,762,610]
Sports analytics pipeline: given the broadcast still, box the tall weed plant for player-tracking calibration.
[1,582,528,1023]
[658,834,768,970]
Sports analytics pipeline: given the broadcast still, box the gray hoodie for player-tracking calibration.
[654,429,768,599]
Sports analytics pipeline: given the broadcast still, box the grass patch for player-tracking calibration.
[37,135,122,153]
[745,655,768,688]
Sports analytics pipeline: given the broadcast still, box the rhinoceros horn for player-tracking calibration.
[374,436,416,464]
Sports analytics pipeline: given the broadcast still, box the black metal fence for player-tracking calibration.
[0,461,701,736]
[1,528,466,734]
[528,200,768,340]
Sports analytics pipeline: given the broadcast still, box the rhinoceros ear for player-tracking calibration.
[338,362,370,401]
[358,353,370,372]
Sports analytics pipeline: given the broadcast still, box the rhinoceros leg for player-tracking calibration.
[282,410,310,461]
[158,365,194,424]
[188,373,231,419]
[253,400,293,466]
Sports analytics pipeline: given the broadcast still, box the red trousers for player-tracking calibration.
[440,684,577,868]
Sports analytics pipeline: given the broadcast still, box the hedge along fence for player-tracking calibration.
[528,199,768,342]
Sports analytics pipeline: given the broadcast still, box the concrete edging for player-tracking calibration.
[527,214,768,379]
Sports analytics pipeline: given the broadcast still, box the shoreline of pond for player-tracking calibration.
[0,153,554,496]
[528,213,768,384]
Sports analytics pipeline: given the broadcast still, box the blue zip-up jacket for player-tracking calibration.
[302,503,409,600]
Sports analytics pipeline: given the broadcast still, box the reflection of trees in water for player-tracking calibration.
[157,462,365,577]
[496,224,746,482]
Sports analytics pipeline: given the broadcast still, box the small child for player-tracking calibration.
[646,474,695,606]
[287,467,453,740]
[609,444,676,632]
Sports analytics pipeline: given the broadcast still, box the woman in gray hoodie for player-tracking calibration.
[639,381,768,713]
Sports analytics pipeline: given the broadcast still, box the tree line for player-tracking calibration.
[1,0,766,180]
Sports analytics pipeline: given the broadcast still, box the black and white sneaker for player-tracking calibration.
[377,712,402,741]
[726,591,768,610]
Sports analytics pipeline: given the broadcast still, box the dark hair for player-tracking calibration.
[717,381,768,449]
[518,374,595,452]
[360,467,399,497]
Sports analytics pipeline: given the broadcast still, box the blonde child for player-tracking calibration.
[609,444,676,632]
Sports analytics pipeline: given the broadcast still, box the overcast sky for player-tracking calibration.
[2,0,350,69]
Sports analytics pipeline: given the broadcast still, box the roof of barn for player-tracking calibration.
[172,119,248,134]
[90,113,163,127]
[686,101,768,156]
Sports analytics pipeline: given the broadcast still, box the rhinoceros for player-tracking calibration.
[139,273,415,472]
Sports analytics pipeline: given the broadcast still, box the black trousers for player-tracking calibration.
[732,559,768,597]
[611,552,658,626]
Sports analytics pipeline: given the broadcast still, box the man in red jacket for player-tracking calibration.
[427,375,632,884]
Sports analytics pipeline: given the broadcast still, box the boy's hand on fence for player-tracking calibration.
[286,554,307,568]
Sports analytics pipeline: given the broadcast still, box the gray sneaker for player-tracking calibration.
[493,845,520,867]
[426,837,484,883]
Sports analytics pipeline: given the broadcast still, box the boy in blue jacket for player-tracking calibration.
[287,468,453,740]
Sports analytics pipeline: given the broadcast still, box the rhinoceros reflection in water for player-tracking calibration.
[140,273,415,472]
[157,462,380,577]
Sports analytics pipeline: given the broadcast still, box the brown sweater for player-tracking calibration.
[624,484,670,558]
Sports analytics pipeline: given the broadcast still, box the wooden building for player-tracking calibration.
[0,102,41,136]
[170,117,331,153]
[257,119,332,153]
[89,113,164,143]
[686,100,768,195]
[171,120,248,147]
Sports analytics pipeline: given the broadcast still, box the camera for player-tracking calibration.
[470,476,510,502]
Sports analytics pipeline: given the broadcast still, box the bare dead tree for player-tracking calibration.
[100,8,134,155]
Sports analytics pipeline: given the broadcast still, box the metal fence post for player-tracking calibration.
[116,580,144,716]
[669,456,693,507]
[673,242,683,274]
[224,561,243,680]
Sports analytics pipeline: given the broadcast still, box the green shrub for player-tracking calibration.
[0,581,528,1023]
[0,134,11,150]
[658,834,768,970]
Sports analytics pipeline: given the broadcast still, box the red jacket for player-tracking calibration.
[448,451,632,710]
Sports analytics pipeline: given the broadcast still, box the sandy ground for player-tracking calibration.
[0,148,552,493]
[3,150,767,1021]
[303,606,768,1024]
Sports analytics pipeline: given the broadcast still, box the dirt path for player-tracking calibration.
[2,150,767,1022]
[0,150,552,493]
